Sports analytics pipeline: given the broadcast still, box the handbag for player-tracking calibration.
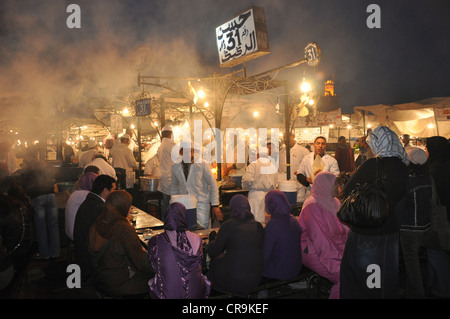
[337,157,389,229]
[426,177,450,251]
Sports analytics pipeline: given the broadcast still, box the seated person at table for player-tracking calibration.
[206,195,264,297]
[263,190,302,282]
[297,171,348,299]
[65,171,98,241]
[88,190,154,297]
[147,202,210,299]
[73,175,116,283]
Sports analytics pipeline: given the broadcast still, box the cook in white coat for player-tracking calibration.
[143,154,160,178]
[157,126,176,222]
[296,136,340,200]
[171,141,223,229]
[242,145,278,224]
[109,134,138,189]
[86,155,117,180]
[278,134,310,203]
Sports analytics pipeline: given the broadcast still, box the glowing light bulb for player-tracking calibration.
[300,81,312,93]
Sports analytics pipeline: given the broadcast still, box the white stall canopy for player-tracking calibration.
[353,97,450,138]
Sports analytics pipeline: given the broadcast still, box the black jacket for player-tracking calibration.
[73,192,104,282]
[396,173,432,232]
[343,157,408,235]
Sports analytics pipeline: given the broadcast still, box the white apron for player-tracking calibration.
[247,189,267,224]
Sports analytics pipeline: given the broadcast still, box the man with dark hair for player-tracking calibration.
[334,136,355,173]
[73,175,117,283]
[296,136,339,199]
[355,135,374,169]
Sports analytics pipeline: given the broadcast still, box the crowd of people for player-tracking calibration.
[0,125,449,299]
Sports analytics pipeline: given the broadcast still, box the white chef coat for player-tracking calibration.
[157,137,176,195]
[171,160,220,229]
[87,157,117,180]
[297,152,340,178]
[144,154,160,177]
[242,157,278,223]
[278,143,310,202]
[78,149,100,168]
[110,143,138,188]
[296,152,340,199]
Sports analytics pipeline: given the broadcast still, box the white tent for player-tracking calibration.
[353,97,450,138]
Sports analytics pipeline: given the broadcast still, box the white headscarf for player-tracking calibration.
[367,126,410,166]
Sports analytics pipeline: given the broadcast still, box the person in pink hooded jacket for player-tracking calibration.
[298,171,349,299]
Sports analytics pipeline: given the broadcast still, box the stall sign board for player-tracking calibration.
[295,126,329,144]
[435,108,450,121]
[313,109,343,126]
[216,6,270,68]
[135,99,151,116]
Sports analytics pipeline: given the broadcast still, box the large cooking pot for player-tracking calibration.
[140,177,159,192]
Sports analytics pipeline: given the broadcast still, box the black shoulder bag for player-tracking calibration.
[337,157,389,229]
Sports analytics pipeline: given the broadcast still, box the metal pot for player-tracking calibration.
[140,177,159,192]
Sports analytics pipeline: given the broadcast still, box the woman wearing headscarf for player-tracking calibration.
[339,126,409,299]
[263,190,302,282]
[65,171,98,241]
[206,195,264,297]
[298,171,348,299]
[424,136,450,298]
[147,202,210,299]
[88,190,154,297]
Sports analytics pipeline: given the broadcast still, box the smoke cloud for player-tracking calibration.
[0,0,448,141]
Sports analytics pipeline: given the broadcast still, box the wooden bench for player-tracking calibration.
[209,267,332,299]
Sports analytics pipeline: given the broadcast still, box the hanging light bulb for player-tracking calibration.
[300,80,312,93]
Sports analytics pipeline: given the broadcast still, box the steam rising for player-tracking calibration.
[0,0,448,140]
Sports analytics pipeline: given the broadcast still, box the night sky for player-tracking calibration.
[0,0,448,115]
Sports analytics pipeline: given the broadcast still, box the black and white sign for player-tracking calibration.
[216,7,269,68]
[304,42,321,67]
[135,99,151,116]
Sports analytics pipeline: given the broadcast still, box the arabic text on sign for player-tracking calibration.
[216,9,258,64]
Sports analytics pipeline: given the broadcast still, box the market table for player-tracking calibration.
[130,205,164,230]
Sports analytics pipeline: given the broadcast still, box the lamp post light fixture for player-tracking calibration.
[300,80,312,93]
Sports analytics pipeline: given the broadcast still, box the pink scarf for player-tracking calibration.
[303,171,341,214]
